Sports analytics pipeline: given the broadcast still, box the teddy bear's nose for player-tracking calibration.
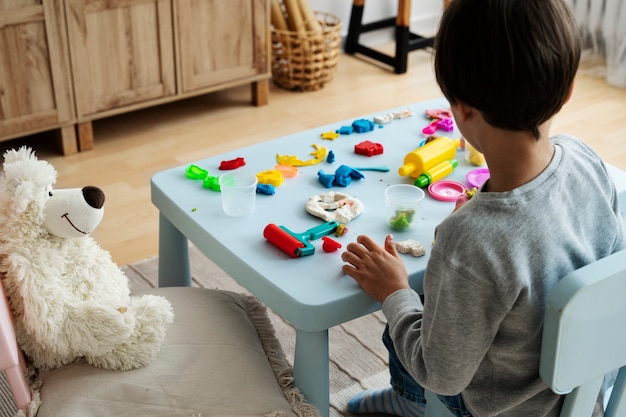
[82,186,105,209]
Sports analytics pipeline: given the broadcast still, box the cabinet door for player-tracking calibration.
[0,0,74,139]
[66,0,176,117]
[176,0,269,93]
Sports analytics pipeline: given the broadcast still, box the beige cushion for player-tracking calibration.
[35,287,318,417]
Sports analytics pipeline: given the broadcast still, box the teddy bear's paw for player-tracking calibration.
[67,304,135,355]
[86,347,153,371]
[86,295,174,370]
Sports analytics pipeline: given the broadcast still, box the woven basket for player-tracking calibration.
[271,12,342,91]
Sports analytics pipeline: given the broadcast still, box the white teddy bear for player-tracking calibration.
[0,147,174,371]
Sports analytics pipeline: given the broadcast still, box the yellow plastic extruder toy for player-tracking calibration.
[398,136,460,179]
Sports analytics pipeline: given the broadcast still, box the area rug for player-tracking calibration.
[0,244,390,417]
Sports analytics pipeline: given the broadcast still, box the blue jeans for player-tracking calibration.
[383,325,473,417]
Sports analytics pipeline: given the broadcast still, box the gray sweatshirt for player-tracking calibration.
[383,134,626,416]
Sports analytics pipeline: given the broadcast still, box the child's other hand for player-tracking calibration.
[453,187,476,213]
[453,192,470,212]
[341,234,410,303]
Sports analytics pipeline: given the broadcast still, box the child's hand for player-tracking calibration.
[341,234,410,303]
[453,192,470,212]
[453,187,476,212]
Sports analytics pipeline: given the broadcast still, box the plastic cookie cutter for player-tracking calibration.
[305,191,364,224]
[276,144,327,167]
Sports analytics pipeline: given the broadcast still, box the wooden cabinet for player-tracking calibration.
[65,0,176,118]
[0,0,77,154]
[0,0,270,153]
[67,0,270,151]
[176,0,269,93]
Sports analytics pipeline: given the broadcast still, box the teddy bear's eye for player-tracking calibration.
[48,191,53,197]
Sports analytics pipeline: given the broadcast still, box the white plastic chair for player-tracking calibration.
[425,249,626,417]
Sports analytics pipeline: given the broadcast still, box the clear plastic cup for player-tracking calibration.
[218,172,258,217]
[385,184,425,231]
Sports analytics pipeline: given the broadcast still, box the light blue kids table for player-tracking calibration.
[151,98,626,417]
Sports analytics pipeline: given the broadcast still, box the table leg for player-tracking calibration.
[293,328,330,417]
[158,213,191,287]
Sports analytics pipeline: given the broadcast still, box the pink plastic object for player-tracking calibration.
[321,236,342,252]
[425,109,453,120]
[437,118,454,131]
[423,109,454,135]
[0,283,31,410]
[422,118,454,135]
[428,180,467,202]
[466,168,490,189]
[421,120,439,135]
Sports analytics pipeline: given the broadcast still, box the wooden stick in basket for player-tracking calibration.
[271,0,288,30]
[296,0,322,32]
[282,0,305,31]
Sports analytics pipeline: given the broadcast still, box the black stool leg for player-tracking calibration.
[344,0,434,74]
[394,25,410,74]
[345,4,364,54]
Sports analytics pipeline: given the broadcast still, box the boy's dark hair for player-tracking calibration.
[434,0,581,138]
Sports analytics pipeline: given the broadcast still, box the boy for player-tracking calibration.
[340,0,626,416]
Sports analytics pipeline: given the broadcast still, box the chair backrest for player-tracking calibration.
[540,249,626,417]
[0,279,31,410]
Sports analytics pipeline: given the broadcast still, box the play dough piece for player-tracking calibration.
[306,191,364,224]
[395,239,426,257]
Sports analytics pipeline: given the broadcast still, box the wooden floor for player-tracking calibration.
[3,49,626,266]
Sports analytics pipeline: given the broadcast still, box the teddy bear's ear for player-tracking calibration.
[2,147,57,189]
[3,146,38,166]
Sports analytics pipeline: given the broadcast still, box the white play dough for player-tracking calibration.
[305,191,364,224]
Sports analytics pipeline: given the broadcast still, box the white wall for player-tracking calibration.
[308,0,444,41]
